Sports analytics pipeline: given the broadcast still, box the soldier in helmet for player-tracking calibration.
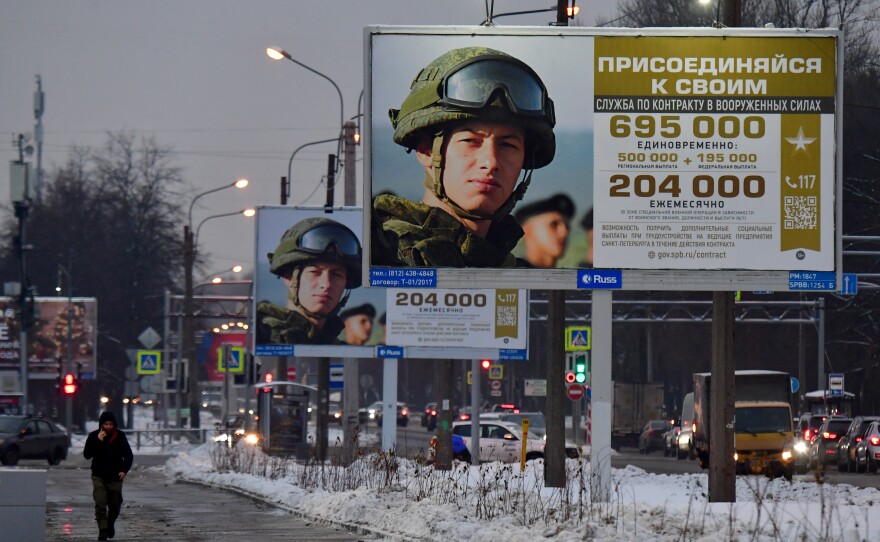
[372,46,556,268]
[256,217,362,345]
[514,193,575,269]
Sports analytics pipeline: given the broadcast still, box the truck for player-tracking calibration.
[611,381,664,450]
[692,370,794,480]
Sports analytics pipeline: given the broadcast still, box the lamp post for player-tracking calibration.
[266,47,344,138]
[194,208,256,247]
[184,179,248,429]
[282,137,338,205]
[208,265,244,284]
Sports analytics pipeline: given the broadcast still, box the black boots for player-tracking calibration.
[98,528,108,540]
[107,521,116,539]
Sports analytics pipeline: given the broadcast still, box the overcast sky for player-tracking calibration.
[1,1,619,281]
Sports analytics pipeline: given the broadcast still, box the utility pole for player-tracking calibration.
[315,153,337,461]
[33,76,45,202]
[342,121,360,462]
[183,225,200,428]
[708,0,741,503]
[11,134,33,414]
[545,290,565,487]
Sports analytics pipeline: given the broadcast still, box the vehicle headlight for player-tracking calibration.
[243,433,259,445]
[733,452,739,461]
[794,441,808,454]
[212,433,229,443]
[782,449,793,461]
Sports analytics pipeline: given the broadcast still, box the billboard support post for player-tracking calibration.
[545,290,565,488]
[343,121,360,460]
[591,290,612,502]
[381,358,397,451]
[316,358,329,461]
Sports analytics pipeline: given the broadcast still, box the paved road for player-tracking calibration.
[34,453,379,541]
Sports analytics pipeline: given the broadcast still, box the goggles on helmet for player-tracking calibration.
[297,224,361,259]
[439,56,552,120]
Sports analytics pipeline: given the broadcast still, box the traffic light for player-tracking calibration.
[480,359,492,371]
[62,373,77,395]
[565,371,576,383]
[573,353,589,384]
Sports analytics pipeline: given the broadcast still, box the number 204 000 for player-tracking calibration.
[609,174,766,198]
[394,292,487,307]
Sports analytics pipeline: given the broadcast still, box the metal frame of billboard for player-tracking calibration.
[363,25,842,293]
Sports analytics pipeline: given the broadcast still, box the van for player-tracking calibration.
[675,392,695,459]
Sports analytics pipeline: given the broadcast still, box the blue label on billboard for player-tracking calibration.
[370,268,437,288]
[498,349,527,361]
[577,270,622,289]
[376,345,404,358]
[789,271,836,291]
[255,344,294,357]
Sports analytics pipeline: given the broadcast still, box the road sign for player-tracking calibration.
[136,350,161,375]
[138,327,161,350]
[216,346,245,373]
[565,326,591,351]
[488,365,504,380]
[490,380,502,390]
[567,384,585,401]
[837,273,858,295]
[524,379,546,397]
[790,376,800,394]
[330,364,344,389]
[287,366,297,381]
[828,373,844,397]
[489,390,502,397]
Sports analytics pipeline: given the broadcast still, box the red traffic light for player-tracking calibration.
[480,360,492,370]
[62,373,77,395]
[264,372,274,383]
[565,371,576,383]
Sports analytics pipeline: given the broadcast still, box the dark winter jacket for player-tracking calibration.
[83,412,133,481]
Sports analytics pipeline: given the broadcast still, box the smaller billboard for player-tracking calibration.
[253,206,383,358]
[385,288,527,350]
[0,297,98,379]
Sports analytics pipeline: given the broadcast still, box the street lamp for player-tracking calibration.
[194,208,256,248]
[266,47,344,135]
[208,265,244,284]
[183,180,248,429]
[283,137,338,205]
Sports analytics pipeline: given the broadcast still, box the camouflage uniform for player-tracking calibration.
[373,46,556,268]
[256,302,345,345]
[372,193,525,267]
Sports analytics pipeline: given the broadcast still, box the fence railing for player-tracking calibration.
[128,428,209,451]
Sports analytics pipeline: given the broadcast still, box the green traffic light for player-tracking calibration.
[575,363,586,372]
[575,373,586,383]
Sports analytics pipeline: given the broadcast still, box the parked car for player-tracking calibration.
[444,419,578,463]
[809,416,852,469]
[0,415,71,466]
[854,420,880,473]
[794,413,827,473]
[638,419,672,454]
[837,416,880,472]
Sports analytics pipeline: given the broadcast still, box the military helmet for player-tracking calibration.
[268,217,362,288]
[389,47,556,169]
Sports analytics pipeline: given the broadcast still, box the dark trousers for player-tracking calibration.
[91,476,123,529]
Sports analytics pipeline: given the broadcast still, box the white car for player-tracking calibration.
[452,420,544,463]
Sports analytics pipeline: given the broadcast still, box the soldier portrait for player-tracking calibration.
[338,303,376,346]
[255,215,362,346]
[369,34,594,272]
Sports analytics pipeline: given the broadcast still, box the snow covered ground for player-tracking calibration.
[81,409,880,541]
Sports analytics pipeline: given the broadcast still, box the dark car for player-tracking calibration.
[422,402,437,430]
[638,419,672,454]
[377,402,409,427]
[809,416,852,469]
[328,402,344,425]
[0,415,71,466]
[837,416,880,472]
[794,413,826,473]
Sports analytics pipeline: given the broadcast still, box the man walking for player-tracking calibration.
[83,411,133,540]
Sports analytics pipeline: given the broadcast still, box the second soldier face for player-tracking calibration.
[418,120,526,215]
[523,211,570,260]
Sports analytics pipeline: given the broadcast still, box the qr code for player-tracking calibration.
[783,196,817,229]
[496,306,517,327]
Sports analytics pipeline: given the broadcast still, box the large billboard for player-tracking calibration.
[364,26,841,292]
[0,297,98,379]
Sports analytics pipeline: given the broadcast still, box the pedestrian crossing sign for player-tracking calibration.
[217,346,245,373]
[137,350,162,375]
[565,326,591,351]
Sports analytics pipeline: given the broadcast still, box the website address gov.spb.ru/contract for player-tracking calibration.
[652,250,728,260]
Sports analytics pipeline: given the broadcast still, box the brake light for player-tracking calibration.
[870,437,880,446]
[429,437,436,447]
[804,429,812,440]
[855,436,863,443]
[823,432,837,439]
[401,409,408,416]
[430,410,437,416]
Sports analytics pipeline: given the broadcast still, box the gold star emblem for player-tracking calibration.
[785,126,817,152]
